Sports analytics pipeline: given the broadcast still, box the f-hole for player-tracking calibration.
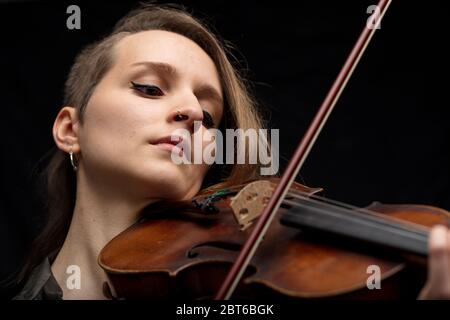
[187,241,242,258]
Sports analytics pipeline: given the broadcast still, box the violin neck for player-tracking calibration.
[279,199,429,256]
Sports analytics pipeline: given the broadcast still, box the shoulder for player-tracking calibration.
[12,257,63,300]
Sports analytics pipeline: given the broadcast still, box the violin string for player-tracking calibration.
[285,188,430,232]
[285,189,430,236]
[283,189,430,238]
[283,198,429,244]
[279,198,429,251]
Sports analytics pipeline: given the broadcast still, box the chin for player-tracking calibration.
[160,178,201,201]
[145,173,193,198]
[130,159,203,199]
[159,185,192,201]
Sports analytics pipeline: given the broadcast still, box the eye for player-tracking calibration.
[202,110,215,128]
[130,81,164,97]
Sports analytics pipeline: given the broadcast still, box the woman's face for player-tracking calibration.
[76,30,223,201]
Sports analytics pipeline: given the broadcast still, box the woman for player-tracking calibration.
[12,3,450,300]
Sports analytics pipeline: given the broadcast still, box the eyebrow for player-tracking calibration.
[131,61,178,77]
[130,61,224,107]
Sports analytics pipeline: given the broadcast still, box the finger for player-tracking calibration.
[418,282,431,300]
[427,225,450,287]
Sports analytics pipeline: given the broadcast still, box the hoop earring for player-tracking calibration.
[69,151,78,171]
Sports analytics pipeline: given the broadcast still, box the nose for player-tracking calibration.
[171,99,204,133]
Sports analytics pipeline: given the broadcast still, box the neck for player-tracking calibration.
[51,167,158,300]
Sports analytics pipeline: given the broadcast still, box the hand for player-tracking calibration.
[418,225,450,299]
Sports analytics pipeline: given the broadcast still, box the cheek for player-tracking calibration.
[79,97,149,169]
[82,87,163,149]
[83,109,134,154]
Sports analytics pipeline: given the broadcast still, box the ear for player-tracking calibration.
[53,106,80,153]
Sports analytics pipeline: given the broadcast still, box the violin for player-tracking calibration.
[98,0,450,299]
[98,178,449,299]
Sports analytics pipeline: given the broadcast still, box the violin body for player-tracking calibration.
[99,179,450,300]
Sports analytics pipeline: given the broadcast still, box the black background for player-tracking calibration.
[0,0,448,299]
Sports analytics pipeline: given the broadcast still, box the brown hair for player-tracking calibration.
[18,3,271,284]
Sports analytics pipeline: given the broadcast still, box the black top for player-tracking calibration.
[13,258,63,300]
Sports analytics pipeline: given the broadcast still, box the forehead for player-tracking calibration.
[112,30,221,89]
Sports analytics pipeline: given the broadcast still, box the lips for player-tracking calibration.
[153,135,184,145]
[151,135,188,157]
